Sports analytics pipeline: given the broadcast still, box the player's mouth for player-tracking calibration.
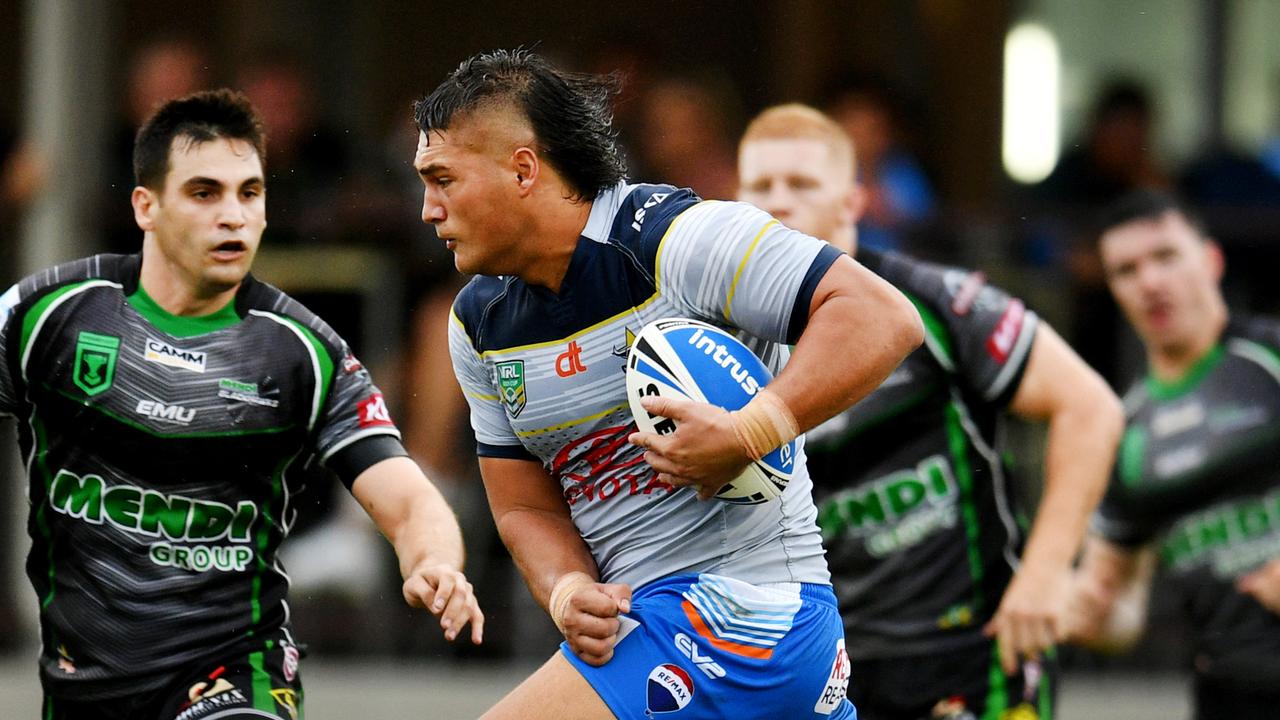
[440,236,457,251]
[211,240,249,261]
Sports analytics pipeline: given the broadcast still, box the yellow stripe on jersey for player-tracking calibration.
[475,292,664,359]
[723,220,779,322]
[514,401,630,437]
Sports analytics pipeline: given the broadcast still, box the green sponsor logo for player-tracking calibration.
[219,378,258,394]
[496,360,527,417]
[1160,488,1280,578]
[818,454,958,558]
[217,378,279,408]
[49,470,257,541]
[73,332,119,396]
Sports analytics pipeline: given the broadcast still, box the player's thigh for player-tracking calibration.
[481,652,614,720]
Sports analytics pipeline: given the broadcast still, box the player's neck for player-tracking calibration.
[1148,307,1228,383]
[139,240,240,317]
[518,186,593,294]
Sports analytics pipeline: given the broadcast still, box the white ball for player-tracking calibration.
[625,318,795,504]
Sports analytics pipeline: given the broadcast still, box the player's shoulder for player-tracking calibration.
[13,253,135,300]
[860,249,995,318]
[1226,313,1280,353]
[450,274,517,349]
[235,274,348,359]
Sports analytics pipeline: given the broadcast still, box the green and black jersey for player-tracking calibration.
[806,249,1038,659]
[1094,316,1280,686]
[0,254,406,700]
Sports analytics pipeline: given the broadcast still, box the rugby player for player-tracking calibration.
[0,89,482,720]
[1068,190,1280,719]
[736,104,1123,720]
[417,50,923,719]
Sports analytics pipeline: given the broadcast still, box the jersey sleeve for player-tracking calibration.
[918,265,1039,406]
[0,283,20,416]
[649,200,841,344]
[448,307,535,460]
[1090,481,1158,548]
[311,338,404,470]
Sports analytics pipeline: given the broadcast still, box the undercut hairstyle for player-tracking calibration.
[414,48,627,201]
[133,89,267,190]
[1097,189,1207,240]
[740,104,857,180]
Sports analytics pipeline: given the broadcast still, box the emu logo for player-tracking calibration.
[136,399,196,425]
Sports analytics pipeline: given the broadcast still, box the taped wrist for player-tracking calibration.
[548,571,596,634]
[730,389,800,461]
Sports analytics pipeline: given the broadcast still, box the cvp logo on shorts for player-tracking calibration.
[813,638,850,715]
[646,663,694,715]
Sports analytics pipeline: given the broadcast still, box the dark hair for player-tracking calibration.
[1093,79,1152,123]
[414,48,626,201]
[133,89,267,189]
[1097,189,1207,238]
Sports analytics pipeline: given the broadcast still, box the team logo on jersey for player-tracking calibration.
[73,331,119,396]
[144,338,207,373]
[612,327,636,368]
[645,663,694,715]
[496,360,527,417]
[270,688,300,720]
[342,352,363,374]
[358,393,395,428]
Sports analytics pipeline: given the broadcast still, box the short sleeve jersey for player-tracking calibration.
[449,182,842,590]
[806,250,1039,658]
[1093,317,1280,685]
[0,254,403,700]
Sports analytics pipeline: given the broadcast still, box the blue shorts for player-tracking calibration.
[562,573,857,720]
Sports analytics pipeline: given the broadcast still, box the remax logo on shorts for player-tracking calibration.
[145,338,207,373]
[813,638,850,715]
[646,663,694,715]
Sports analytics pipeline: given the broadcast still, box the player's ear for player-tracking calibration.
[132,186,158,232]
[512,146,538,196]
[1204,237,1225,282]
[845,183,867,225]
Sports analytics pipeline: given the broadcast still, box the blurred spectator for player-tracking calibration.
[633,76,739,199]
[826,82,936,252]
[103,38,213,254]
[238,52,354,246]
[1036,79,1170,207]
[1180,147,1280,209]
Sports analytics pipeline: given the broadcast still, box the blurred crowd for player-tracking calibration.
[3,35,1280,668]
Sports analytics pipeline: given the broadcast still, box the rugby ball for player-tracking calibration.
[626,318,795,504]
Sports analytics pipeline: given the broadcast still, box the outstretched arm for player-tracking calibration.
[632,254,923,496]
[352,456,484,644]
[985,323,1125,672]
[1067,535,1155,652]
[479,456,632,666]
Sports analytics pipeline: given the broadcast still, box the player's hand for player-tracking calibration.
[402,562,484,644]
[1238,559,1280,615]
[1063,570,1111,645]
[559,581,633,666]
[628,395,752,500]
[984,564,1070,674]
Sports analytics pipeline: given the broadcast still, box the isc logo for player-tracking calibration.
[135,399,196,425]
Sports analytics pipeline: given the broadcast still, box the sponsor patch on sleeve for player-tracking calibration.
[357,393,394,428]
[985,299,1025,363]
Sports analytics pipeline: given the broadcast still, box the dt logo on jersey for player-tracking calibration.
[645,663,694,715]
[74,331,120,397]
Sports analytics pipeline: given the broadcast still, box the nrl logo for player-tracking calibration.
[74,331,119,397]
[496,360,526,418]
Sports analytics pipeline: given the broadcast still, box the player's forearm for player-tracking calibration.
[1022,388,1124,575]
[495,506,600,610]
[775,260,922,430]
[391,484,467,579]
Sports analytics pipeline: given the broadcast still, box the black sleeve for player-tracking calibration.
[326,434,411,490]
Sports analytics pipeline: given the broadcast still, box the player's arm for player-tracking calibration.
[985,323,1125,672]
[633,254,922,495]
[479,456,632,666]
[1237,559,1280,615]
[1066,535,1155,652]
[351,456,484,644]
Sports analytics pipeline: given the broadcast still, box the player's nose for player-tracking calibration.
[422,189,446,224]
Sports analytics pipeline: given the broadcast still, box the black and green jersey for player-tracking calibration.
[1094,316,1280,686]
[807,249,1038,659]
[0,254,406,700]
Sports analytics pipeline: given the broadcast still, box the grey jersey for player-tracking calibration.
[1094,317,1280,684]
[450,182,842,590]
[806,250,1039,658]
[0,254,404,699]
